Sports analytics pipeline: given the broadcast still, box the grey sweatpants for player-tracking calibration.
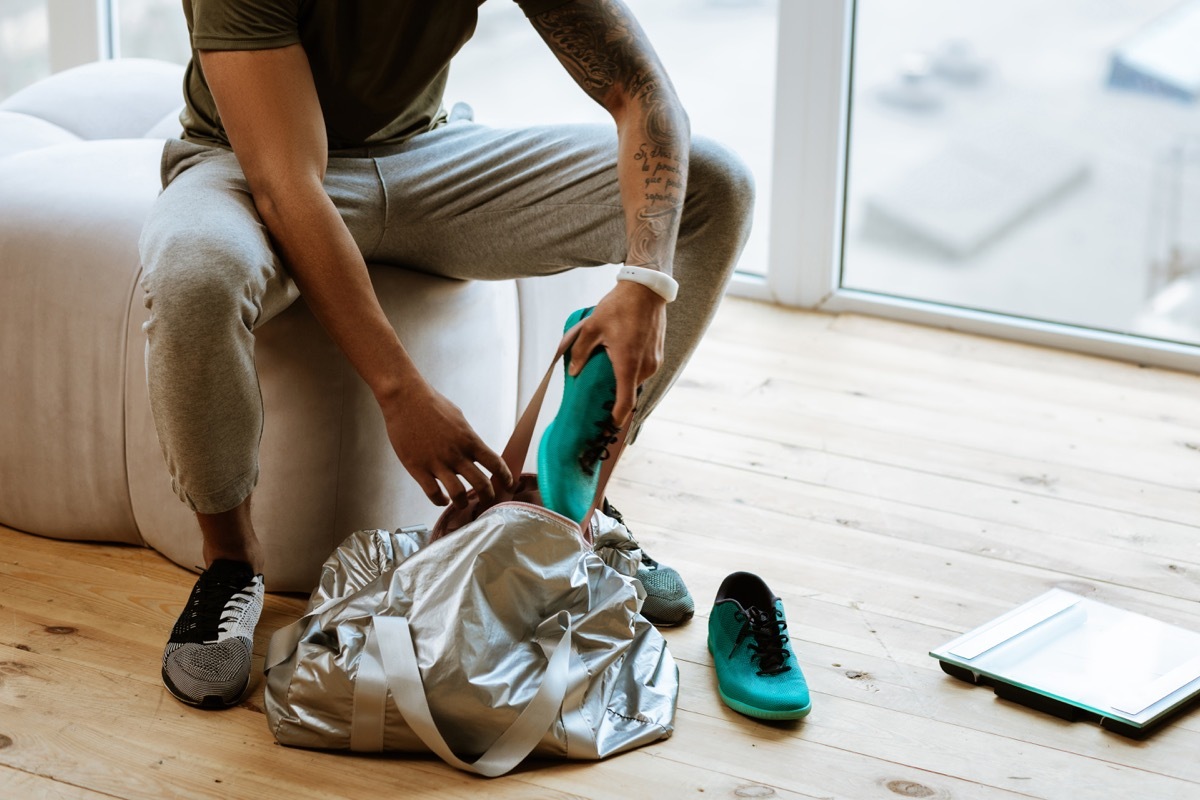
[138,118,754,514]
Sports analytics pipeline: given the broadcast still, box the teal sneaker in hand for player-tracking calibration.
[708,572,811,720]
[538,307,621,522]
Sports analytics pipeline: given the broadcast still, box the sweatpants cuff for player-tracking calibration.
[174,467,259,515]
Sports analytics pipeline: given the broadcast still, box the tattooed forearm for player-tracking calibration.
[627,204,681,267]
[532,0,690,273]
[630,140,686,269]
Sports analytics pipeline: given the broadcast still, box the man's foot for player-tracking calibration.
[599,501,695,627]
[161,559,264,709]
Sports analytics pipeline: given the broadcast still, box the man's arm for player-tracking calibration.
[199,45,510,507]
[529,0,691,425]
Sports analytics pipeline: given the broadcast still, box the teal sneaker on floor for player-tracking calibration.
[708,572,811,720]
[601,500,694,627]
[538,307,620,523]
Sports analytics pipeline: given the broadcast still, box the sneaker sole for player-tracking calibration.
[537,382,613,521]
[161,667,248,710]
[708,640,812,721]
[537,307,615,522]
[644,608,695,628]
[716,687,812,721]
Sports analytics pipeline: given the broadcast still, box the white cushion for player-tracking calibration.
[143,106,186,140]
[0,59,184,140]
[0,139,165,543]
[0,110,80,159]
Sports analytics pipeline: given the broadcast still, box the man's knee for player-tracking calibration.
[675,137,756,262]
[687,136,756,224]
[140,224,272,333]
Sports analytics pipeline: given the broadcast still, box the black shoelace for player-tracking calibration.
[174,570,251,643]
[579,399,622,476]
[735,606,793,676]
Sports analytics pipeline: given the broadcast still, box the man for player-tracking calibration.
[140,0,753,708]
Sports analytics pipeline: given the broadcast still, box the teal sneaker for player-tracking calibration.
[599,500,694,627]
[708,572,811,720]
[538,307,621,522]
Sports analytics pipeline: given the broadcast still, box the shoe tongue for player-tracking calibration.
[205,559,255,584]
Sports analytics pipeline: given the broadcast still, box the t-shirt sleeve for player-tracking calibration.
[514,0,577,19]
[188,0,302,51]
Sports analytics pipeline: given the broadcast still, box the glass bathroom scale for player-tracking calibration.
[930,589,1200,738]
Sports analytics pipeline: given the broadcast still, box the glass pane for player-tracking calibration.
[842,0,1200,347]
[0,0,50,101]
[445,0,778,276]
[118,0,190,64]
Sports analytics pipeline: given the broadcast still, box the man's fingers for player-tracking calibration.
[568,330,599,377]
[458,460,493,503]
[610,358,639,427]
[416,471,449,507]
[611,392,635,428]
[478,446,513,491]
[435,467,469,509]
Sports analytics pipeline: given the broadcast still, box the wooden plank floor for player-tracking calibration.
[3,297,1199,799]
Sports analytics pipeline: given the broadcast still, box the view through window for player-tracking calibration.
[118,0,189,64]
[841,0,1200,347]
[0,0,49,101]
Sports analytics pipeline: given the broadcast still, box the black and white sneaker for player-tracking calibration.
[162,559,264,709]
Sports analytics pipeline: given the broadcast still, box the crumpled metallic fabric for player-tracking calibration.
[264,503,678,762]
[590,509,644,579]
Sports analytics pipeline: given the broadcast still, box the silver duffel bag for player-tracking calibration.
[263,333,678,777]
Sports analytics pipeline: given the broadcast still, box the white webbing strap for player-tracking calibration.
[350,624,389,752]
[351,612,574,777]
[264,593,346,673]
[559,648,596,755]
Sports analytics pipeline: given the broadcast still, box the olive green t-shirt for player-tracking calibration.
[181,0,573,150]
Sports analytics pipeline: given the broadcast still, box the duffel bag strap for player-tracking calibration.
[351,611,574,777]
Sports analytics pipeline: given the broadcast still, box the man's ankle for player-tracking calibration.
[197,497,263,573]
[202,551,263,574]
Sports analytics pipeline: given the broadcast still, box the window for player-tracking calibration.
[0,0,50,100]
[774,0,1200,370]
[117,0,189,64]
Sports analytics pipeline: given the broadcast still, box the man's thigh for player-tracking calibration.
[140,140,298,327]
[142,138,386,329]
[369,122,627,280]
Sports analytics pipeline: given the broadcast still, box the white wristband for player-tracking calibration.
[616,265,679,303]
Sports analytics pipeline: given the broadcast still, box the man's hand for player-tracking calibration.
[568,280,666,427]
[380,384,513,509]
